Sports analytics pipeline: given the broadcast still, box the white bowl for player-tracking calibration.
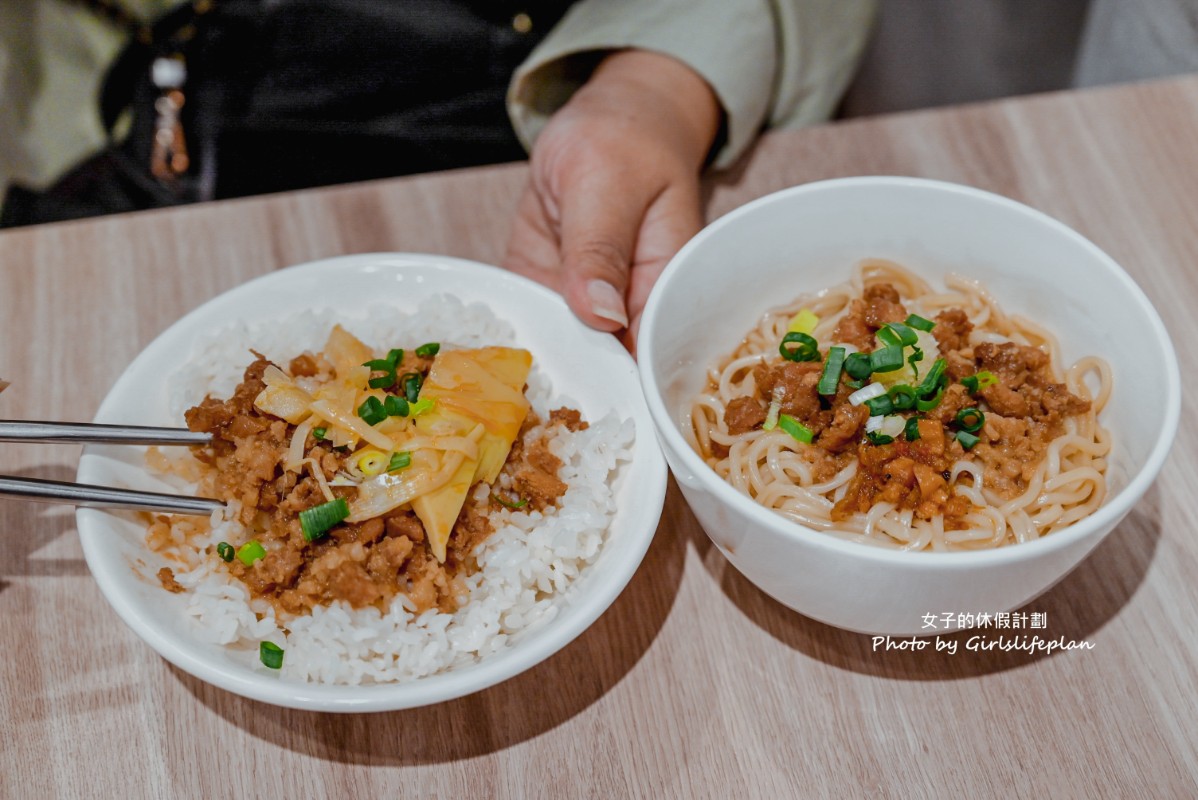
[76,253,667,712]
[638,177,1179,636]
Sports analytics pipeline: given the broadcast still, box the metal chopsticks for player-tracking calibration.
[0,420,222,515]
[0,420,211,445]
[0,475,224,515]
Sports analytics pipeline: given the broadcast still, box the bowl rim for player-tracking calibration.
[638,175,1180,567]
[77,252,668,712]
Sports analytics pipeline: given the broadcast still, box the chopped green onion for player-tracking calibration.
[955,407,985,433]
[384,394,409,417]
[865,395,894,416]
[844,352,873,380]
[904,417,922,441]
[908,347,924,381]
[363,358,397,390]
[887,384,917,411]
[865,431,894,445]
[915,386,945,412]
[779,332,820,362]
[299,497,350,543]
[905,314,936,332]
[870,345,905,373]
[762,398,781,431]
[387,451,412,472]
[357,396,387,426]
[876,327,901,347]
[961,370,998,394]
[956,430,980,450]
[216,541,234,562]
[491,492,529,510]
[415,342,440,358]
[849,382,886,406]
[818,346,847,395]
[401,372,423,403]
[259,641,284,670]
[917,358,947,395]
[846,378,866,390]
[880,322,919,347]
[237,540,266,567]
[409,397,435,416]
[312,426,327,441]
[777,414,814,443]
[386,348,403,365]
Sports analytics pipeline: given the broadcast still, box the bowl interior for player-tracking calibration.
[642,177,1176,539]
[77,253,666,711]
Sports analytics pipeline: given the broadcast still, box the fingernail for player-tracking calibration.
[587,280,629,328]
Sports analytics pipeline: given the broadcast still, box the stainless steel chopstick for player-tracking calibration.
[0,420,211,445]
[0,475,223,515]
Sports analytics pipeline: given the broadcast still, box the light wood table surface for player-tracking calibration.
[3,76,1197,798]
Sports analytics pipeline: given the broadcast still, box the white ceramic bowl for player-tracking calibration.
[77,253,667,712]
[638,177,1179,636]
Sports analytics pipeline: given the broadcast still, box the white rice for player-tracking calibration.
[153,296,634,684]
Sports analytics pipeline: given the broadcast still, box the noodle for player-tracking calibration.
[691,260,1112,551]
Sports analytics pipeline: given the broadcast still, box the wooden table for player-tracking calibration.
[3,75,1197,798]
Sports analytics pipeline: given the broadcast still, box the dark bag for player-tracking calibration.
[1,0,571,228]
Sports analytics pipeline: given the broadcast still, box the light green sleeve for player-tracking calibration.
[507,0,877,169]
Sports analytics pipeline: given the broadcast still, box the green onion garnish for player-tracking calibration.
[865,431,895,445]
[915,386,945,412]
[887,384,917,411]
[216,541,234,562]
[907,347,923,380]
[917,358,947,396]
[846,378,866,390]
[409,397,435,416]
[904,314,936,332]
[762,399,781,431]
[904,417,922,441]
[415,342,440,358]
[312,426,327,441]
[956,430,980,450]
[818,346,847,395]
[357,396,387,426]
[259,641,284,670]
[880,322,919,347]
[387,451,412,472]
[844,352,873,380]
[865,395,894,416]
[401,372,423,403]
[961,370,999,394]
[870,345,905,373]
[955,407,985,433]
[384,395,409,417]
[387,348,403,365]
[237,540,266,567]
[779,332,820,362]
[777,414,814,443]
[299,497,350,542]
[491,492,529,510]
[363,358,397,390]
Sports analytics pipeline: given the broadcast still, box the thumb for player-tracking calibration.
[556,168,654,332]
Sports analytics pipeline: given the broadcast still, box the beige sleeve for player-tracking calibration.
[507,0,877,169]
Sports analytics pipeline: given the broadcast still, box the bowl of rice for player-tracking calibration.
[637,177,1178,636]
[76,253,667,712]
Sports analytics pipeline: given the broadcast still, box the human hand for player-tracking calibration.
[503,49,721,352]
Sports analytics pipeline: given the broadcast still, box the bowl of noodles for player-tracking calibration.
[76,253,667,711]
[638,177,1178,636]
